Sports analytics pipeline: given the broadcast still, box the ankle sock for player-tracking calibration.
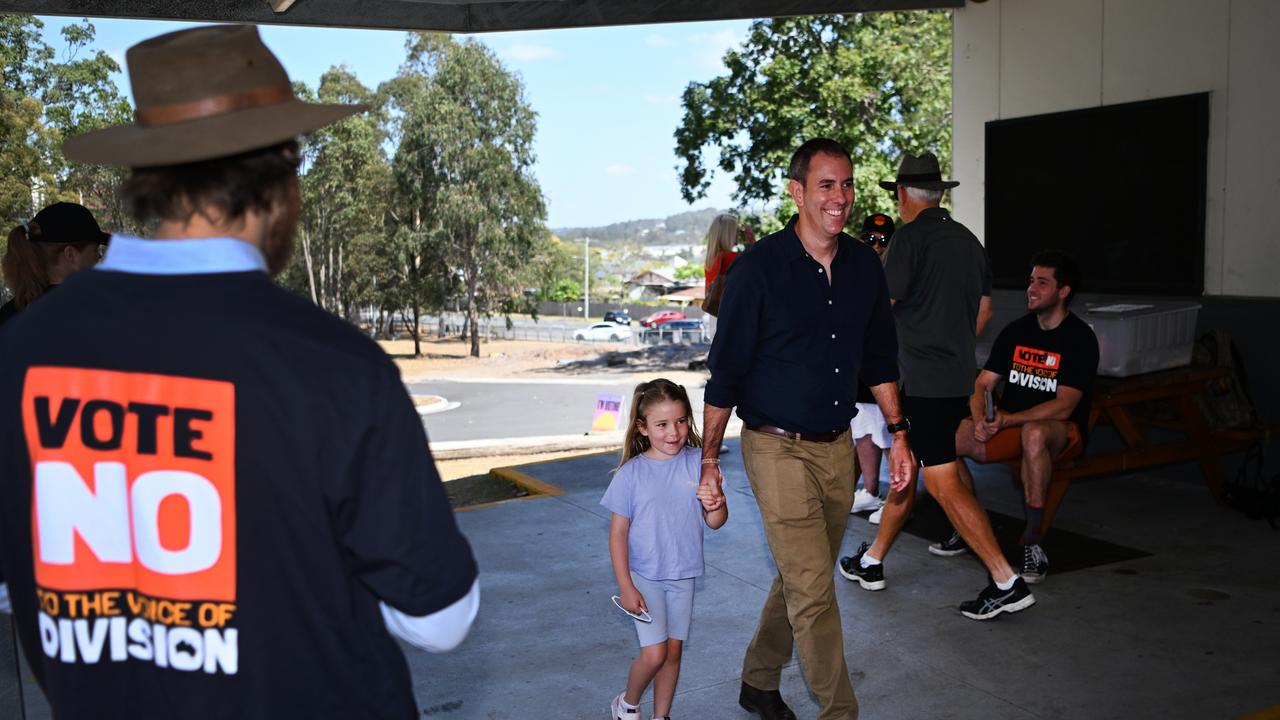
[995,575,1017,591]
[1020,504,1044,545]
[860,551,882,567]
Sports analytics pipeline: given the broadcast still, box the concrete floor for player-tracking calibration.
[7,441,1280,719]
[408,443,1280,719]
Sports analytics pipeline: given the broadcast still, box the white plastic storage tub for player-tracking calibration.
[1080,301,1201,378]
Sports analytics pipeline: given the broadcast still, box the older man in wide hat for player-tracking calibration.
[837,151,1034,622]
[0,25,478,719]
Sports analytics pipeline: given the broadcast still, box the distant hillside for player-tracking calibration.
[556,207,724,246]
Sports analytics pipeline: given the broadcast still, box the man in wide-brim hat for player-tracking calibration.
[839,150,1036,622]
[0,25,479,719]
[876,151,960,193]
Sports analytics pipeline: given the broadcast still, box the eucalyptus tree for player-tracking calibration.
[385,33,546,357]
[294,67,392,319]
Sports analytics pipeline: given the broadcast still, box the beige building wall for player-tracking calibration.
[951,0,1280,297]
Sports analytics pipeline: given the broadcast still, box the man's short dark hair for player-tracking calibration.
[122,141,300,226]
[1030,249,1081,306]
[788,138,852,184]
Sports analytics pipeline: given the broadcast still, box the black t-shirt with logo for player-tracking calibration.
[984,312,1100,435]
[0,269,477,719]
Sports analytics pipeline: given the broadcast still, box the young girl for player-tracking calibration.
[601,379,727,720]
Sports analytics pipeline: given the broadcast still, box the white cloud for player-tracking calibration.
[686,28,746,71]
[499,44,561,62]
[606,164,636,176]
[645,34,673,47]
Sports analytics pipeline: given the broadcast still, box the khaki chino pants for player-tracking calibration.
[740,428,858,720]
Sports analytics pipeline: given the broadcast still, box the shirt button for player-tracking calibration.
[818,268,824,274]
[834,400,839,406]
[828,300,832,305]
[835,368,840,373]
[831,333,836,339]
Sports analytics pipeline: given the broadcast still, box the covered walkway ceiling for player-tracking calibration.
[0,0,960,33]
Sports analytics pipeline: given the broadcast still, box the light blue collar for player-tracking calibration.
[97,234,268,275]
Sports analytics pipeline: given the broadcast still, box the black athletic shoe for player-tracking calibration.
[1020,544,1049,584]
[838,542,886,591]
[928,531,969,557]
[959,577,1036,620]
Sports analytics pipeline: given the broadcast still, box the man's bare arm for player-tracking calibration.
[868,381,916,492]
[700,402,733,497]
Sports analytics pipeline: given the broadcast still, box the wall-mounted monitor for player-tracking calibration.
[984,93,1209,295]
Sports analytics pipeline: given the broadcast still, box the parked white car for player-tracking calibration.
[574,322,632,342]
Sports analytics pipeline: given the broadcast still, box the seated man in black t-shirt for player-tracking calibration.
[933,251,1099,586]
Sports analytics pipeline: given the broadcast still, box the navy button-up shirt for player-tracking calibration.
[705,216,899,433]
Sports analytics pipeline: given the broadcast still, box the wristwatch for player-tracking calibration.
[885,418,911,435]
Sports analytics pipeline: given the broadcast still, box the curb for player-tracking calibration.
[429,420,744,461]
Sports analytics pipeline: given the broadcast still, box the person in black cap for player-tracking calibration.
[838,152,1033,622]
[0,202,109,326]
[858,212,894,261]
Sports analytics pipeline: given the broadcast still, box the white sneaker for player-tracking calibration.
[612,692,639,719]
[868,506,883,524]
[850,488,884,514]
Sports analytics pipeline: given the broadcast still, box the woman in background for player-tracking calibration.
[0,202,108,326]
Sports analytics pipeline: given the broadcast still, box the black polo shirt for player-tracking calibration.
[705,216,899,433]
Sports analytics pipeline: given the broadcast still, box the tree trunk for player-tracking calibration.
[412,304,421,357]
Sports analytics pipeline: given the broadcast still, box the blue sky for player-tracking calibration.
[36,16,752,229]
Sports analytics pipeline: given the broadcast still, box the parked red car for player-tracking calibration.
[640,310,686,328]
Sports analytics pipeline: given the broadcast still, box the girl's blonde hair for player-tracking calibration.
[618,378,703,467]
[1,221,90,309]
[703,213,740,271]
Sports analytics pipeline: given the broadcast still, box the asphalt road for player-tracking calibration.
[409,378,710,442]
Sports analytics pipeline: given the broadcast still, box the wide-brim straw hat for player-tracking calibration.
[63,25,364,168]
[878,152,960,191]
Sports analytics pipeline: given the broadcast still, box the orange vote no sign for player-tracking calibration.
[22,367,237,603]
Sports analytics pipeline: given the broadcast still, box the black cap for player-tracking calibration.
[860,213,895,239]
[28,202,111,245]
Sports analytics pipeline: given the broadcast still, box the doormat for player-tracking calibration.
[854,495,1151,575]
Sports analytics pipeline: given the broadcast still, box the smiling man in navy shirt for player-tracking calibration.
[698,138,914,720]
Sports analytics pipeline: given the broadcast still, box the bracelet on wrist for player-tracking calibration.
[701,458,720,465]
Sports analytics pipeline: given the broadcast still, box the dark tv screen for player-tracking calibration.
[984,93,1208,295]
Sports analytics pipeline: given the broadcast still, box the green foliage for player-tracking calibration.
[385,33,546,357]
[287,67,393,320]
[547,277,581,302]
[674,263,703,281]
[674,12,952,226]
[0,16,133,231]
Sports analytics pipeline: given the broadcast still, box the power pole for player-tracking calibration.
[583,237,590,319]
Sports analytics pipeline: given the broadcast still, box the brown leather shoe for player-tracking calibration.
[738,682,797,720]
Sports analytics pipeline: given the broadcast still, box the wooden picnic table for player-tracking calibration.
[1011,365,1263,535]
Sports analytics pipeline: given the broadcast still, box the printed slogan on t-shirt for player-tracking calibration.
[1008,345,1061,393]
[22,367,239,675]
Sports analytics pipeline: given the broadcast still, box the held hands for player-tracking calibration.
[887,434,917,493]
[619,584,647,616]
[973,410,1005,443]
[699,463,725,508]
[697,477,725,511]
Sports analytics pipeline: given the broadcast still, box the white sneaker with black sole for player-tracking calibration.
[850,488,884,514]
[958,577,1035,620]
[1020,543,1049,584]
[928,531,969,557]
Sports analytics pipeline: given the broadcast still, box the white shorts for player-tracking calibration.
[850,402,891,450]
[630,572,695,647]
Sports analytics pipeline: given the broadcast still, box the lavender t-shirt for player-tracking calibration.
[600,446,705,581]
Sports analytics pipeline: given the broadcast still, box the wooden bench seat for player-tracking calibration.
[995,365,1267,537]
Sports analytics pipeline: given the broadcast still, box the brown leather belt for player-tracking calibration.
[744,423,845,443]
